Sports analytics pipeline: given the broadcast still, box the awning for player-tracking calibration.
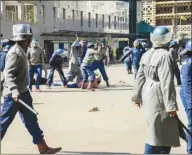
[137,21,155,34]
[41,30,145,38]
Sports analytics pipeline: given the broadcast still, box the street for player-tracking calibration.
[1,64,187,154]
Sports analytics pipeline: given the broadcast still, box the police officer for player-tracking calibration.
[132,26,180,154]
[66,38,82,84]
[168,40,181,85]
[92,39,110,87]
[180,40,192,154]
[46,48,67,88]
[122,44,132,74]
[119,39,145,78]
[1,24,61,154]
[1,45,12,72]
[27,39,44,92]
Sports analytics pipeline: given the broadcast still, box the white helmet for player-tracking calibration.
[11,24,33,41]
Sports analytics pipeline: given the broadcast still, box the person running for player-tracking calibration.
[132,26,180,154]
[1,23,61,154]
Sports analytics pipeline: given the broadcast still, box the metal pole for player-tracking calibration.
[18,99,39,115]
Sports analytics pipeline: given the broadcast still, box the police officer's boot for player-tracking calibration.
[87,82,95,91]
[37,138,62,154]
[81,82,86,89]
[106,81,110,87]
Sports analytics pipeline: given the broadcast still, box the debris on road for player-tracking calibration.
[88,107,99,112]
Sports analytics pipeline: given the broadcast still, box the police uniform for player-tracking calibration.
[180,40,192,154]
[1,24,61,154]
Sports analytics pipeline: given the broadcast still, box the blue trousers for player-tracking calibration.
[175,63,181,85]
[144,143,171,154]
[46,67,67,86]
[81,64,95,83]
[29,65,42,90]
[133,62,140,79]
[1,91,44,144]
[124,60,132,71]
[184,109,192,154]
[92,61,108,82]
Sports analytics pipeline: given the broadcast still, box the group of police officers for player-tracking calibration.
[0,23,191,154]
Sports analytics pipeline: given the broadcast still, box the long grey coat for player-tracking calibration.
[134,48,180,147]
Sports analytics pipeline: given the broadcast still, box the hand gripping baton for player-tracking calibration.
[18,99,39,115]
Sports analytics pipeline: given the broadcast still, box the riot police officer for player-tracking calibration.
[1,24,62,154]
[180,40,192,154]
[133,26,180,154]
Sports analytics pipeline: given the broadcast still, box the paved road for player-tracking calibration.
[1,64,187,154]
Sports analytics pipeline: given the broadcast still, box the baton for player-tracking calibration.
[18,99,39,115]
[75,34,78,39]
[176,115,192,137]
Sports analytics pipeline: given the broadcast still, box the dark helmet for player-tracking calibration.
[87,42,94,48]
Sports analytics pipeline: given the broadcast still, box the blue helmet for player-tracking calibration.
[87,42,94,48]
[169,40,177,48]
[150,26,172,47]
[56,48,64,55]
[185,40,192,51]
[133,39,140,48]
[31,39,39,47]
[4,45,12,51]
[74,41,82,47]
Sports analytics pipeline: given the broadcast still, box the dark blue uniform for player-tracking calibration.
[46,53,67,87]
[120,47,145,78]
[180,55,192,154]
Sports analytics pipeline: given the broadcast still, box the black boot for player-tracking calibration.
[106,81,110,87]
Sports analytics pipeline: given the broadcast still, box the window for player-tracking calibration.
[81,11,83,27]
[118,16,120,29]
[40,5,45,17]
[63,8,65,19]
[53,7,56,18]
[24,5,35,22]
[72,10,74,20]
[5,5,18,21]
[88,12,91,27]
[114,16,116,29]
[108,15,111,29]
[102,14,104,28]
[96,13,98,28]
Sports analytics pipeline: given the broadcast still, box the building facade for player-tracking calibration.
[1,1,129,46]
[140,0,192,37]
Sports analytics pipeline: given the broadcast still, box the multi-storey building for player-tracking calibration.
[1,0,129,58]
[140,0,192,37]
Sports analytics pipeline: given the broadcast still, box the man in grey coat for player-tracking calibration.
[132,26,180,154]
[1,24,61,154]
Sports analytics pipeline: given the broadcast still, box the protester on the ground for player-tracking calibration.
[132,26,180,154]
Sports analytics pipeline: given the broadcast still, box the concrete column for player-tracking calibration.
[1,0,6,20]
[18,1,24,22]
[34,3,40,23]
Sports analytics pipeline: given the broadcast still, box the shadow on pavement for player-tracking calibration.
[59,151,131,154]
